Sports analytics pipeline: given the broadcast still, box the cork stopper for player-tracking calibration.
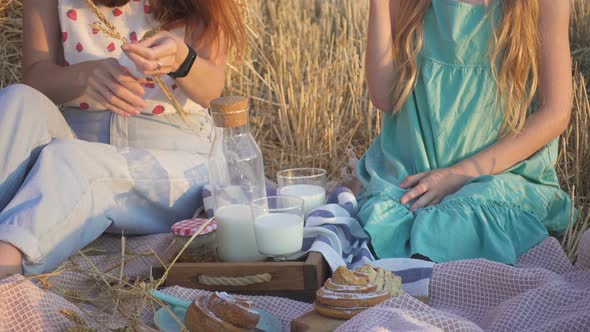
[210,96,249,128]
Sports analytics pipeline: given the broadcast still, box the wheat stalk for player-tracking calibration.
[85,0,125,41]
[64,249,186,331]
[90,22,123,41]
[60,309,88,326]
[140,27,161,42]
[154,76,189,120]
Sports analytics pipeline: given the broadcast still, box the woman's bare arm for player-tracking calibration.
[176,28,227,107]
[22,0,87,104]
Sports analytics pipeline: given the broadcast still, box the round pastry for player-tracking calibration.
[314,266,392,320]
[316,287,391,308]
[185,292,260,332]
[208,292,260,329]
[323,278,378,293]
[313,302,369,320]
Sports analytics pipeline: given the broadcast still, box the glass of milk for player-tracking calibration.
[215,204,265,262]
[251,195,305,261]
[277,168,327,216]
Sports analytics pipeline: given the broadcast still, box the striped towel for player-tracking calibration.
[201,185,433,297]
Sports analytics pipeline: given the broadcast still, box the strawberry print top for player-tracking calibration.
[58,0,207,116]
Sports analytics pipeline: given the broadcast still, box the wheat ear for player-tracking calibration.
[90,22,124,42]
[140,27,161,42]
[85,0,125,42]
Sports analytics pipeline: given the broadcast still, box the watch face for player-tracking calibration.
[93,0,131,7]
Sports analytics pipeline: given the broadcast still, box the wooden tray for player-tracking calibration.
[153,252,330,303]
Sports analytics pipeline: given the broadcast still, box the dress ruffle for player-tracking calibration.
[358,189,550,265]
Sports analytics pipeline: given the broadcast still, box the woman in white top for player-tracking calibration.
[0,0,246,276]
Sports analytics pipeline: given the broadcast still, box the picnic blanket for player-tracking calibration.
[1,182,589,331]
[1,230,589,331]
[1,230,590,331]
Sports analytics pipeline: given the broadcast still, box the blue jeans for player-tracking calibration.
[0,84,212,275]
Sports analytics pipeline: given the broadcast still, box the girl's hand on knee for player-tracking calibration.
[83,58,147,117]
[399,167,476,211]
[121,31,188,77]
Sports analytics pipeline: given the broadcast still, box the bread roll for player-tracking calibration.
[185,293,260,332]
[323,278,377,293]
[316,287,391,308]
[314,266,392,320]
[208,292,259,329]
[313,302,369,320]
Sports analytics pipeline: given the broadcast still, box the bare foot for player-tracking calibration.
[0,241,23,278]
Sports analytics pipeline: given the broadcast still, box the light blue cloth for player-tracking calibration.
[357,1,573,265]
[0,84,212,275]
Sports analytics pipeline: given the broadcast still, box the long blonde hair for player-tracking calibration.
[390,0,540,135]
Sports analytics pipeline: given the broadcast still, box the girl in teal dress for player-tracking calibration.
[359,0,574,264]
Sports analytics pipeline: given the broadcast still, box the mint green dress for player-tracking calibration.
[357,0,573,265]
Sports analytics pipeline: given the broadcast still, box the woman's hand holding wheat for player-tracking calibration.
[121,30,189,77]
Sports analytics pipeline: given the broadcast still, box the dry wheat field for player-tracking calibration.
[1,0,589,258]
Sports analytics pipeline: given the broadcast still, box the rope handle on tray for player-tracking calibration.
[198,273,272,286]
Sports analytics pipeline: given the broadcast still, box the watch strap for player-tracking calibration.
[168,43,197,79]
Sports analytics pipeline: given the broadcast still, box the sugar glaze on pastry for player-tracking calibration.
[313,266,396,320]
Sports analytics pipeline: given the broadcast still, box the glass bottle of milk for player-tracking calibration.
[208,96,266,262]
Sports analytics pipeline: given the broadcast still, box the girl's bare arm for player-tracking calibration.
[400,0,572,209]
[455,0,572,178]
[366,0,397,112]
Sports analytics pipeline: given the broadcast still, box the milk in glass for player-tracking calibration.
[279,184,326,215]
[254,213,304,256]
[215,204,263,261]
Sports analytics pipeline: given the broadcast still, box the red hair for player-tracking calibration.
[152,0,247,59]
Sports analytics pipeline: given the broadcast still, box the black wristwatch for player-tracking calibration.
[168,43,197,79]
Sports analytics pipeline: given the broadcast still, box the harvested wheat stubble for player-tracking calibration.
[0,0,23,89]
[0,0,589,258]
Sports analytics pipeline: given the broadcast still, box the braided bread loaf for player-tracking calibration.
[355,264,404,296]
